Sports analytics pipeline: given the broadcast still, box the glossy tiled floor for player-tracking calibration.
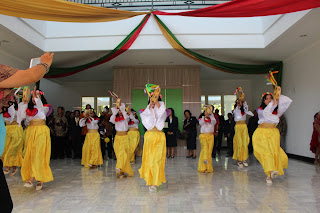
[6,153,320,213]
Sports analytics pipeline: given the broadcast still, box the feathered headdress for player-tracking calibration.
[234,87,245,101]
[144,84,159,98]
[265,71,279,87]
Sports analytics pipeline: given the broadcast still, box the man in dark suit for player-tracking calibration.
[69,110,82,159]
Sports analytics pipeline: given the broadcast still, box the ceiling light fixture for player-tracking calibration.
[299,35,307,37]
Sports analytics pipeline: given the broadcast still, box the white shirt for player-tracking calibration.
[17,97,50,126]
[199,114,216,133]
[79,117,99,130]
[3,105,17,123]
[233,101,254,122]
[128,113,140,129]
[140,101,167,131]
[257,95,292,125]
[110,104,129,132]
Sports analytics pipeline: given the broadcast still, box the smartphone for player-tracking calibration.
[29,57,41,68]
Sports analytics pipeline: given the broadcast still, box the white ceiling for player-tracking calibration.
[0,8,319,82]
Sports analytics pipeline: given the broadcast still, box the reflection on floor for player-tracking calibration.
[6,153,320,213]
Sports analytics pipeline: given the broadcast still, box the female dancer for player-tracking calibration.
[128,108,140,163]
[80,110,103,168]
[139,87,167,192]
[2,101,24,176]
[233,99,253,168]
[18,88,53,190]
[110,102,133,177]
[310,113,320,164]
[198,106,216,173]
[253,91,292,184]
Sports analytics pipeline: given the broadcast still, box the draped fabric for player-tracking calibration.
[45,14,151,78]
[0,0,146,22]
[152,0,320,17]
[154,15,283,85]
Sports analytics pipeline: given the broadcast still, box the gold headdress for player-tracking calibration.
[265,71,281,100]
[234,87,245,101]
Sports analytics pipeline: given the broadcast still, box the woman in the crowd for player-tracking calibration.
[18,88,53,191]
[198,106,216,173]
[184,110,198,159]
[80,110,103,168]
[165,108,178,158]
[128,108,140,163]
[232,99,253,168]
[2,101,24,176]
[139,91,167,192]
[310,112,320,164]
[253,92,292,184]
[110,102,133,178]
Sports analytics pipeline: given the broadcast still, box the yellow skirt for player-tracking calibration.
[128,130,140,162]
[114,134,134,176]
[82,132,103,168]
[2,124,24,167]
[139,131,166,186]
[21,125,53,183]
[253,127,288,177]
[198,133,214,173]
[233,124,250,161]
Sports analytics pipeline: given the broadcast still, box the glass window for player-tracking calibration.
[81,97,95,111]
[201,95,206,112]
[97,97,110,117]
[224,95,237,120]
[208,95,221,114]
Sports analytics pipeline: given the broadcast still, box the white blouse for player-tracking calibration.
[128,113,140,129]
[198,114,216,134]
[233,102,254,122]
[110,104,129,132]
[140,101,167,131]
[79,117,99,130]
[257,95,292,125]
[17,97,50,126]
[3,105,17,123]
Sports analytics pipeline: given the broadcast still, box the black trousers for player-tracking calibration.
[51,135,57,159]
[100,139,106,159]
[227,136,234,156]
[212,133,223,157]
[0,159,13,213]
[106,135,114,159]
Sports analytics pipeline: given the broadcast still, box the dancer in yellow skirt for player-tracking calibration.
[18,89,53,190]
[232,98,253,168]
[198,106,216,173]
[128,109,140,163]
[253,92,292,184]
[139,85,167,192]
[80,110,103,168]
[110,101,133,178]
[2,102,24,176]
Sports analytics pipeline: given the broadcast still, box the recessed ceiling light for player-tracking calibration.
[138,62,144,65]
[1,40,9,43]
[168,62,174,64]
[299,35,307,37]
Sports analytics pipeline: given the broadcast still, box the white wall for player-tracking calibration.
[282,40,320,158]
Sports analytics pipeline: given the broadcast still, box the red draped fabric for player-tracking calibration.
[152,0,320,17]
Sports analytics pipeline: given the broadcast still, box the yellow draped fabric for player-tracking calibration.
[21,124,53,183]
[253,127,288,177]
[128,130,140,162]
[81,132,103,168]
[139,131,166,186]
[0,0,147,23]
[2,124,24,167]
[233,123,250,161]
[114,135,134,176]
[198,133,214,173]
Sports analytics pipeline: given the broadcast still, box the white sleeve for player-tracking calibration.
[79,118,87,127]
[17,102,28,126]
[140,104,156,131]
[198,116,205,126]
[277,95,292,117]
[34,97,45,114]
[119,104,128,120]
[110,107,119,124]
[155,102,167,130]
[8,105,16,123]
[233,107,242,120]
[91,117,99,125]
[130,113,140,124]
[262,102,279,123]
[209,113,216,125]
[243,102,254,117]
